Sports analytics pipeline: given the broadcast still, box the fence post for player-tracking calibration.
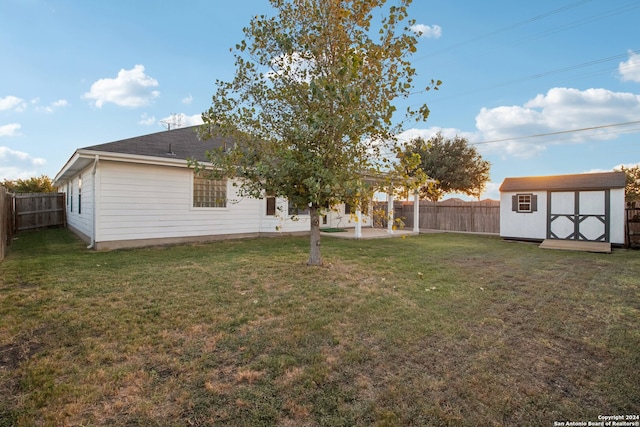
[0,186,5,261]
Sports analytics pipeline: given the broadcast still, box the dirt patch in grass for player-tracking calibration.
[0,333,44,372]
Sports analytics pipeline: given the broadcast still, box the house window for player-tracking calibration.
[288,204,310,216]
[78,176,82,215]
[512,194,537,213]
[193,174,227,208]
[266,196,276,216]
[344,203,351,215]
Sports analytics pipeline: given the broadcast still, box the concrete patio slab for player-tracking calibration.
[320,227,419,239]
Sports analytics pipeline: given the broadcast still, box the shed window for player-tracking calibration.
[193,174,227,208]
[512,194,537,213]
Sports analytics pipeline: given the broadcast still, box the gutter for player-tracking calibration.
[87,154,99,249]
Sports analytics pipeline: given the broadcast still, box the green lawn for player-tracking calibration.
[1,228,638,426]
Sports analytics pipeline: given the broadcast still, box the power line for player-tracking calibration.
[408,2,640,101]
[514,2,640,45]
[415,0,593,60]
[409,49,639,99]
[470,120,640,145]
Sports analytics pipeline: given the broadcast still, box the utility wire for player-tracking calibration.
[515,2,640,44]
[408,49,639,101]
[470,121,640,145]
[414,0,593,60]
[391,2,640,147]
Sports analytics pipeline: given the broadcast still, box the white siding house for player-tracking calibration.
[499,172,626,245]
[54,126,372,250]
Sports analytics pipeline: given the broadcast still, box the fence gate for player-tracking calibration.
[14,193,66,231]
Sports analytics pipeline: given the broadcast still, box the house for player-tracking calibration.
[499,171,626,246]
[53,126,372,250]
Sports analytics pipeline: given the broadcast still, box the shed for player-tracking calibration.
[499,172,626,245]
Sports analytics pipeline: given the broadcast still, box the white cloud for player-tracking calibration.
[611,162,640,170]
[37,99,70,113]
[139,113,156,126]
[159,113,203,129]
[396,127,476,144]
[182,94,193,105]
[619,50,640,83]
[267,52,317,82]
[0,146,46,180]
[0,123,21,137]
[0,96,27,112]
[52,99,69,108]
[476,87,640,158]
[411,24,442,39]
[83,64,160,108]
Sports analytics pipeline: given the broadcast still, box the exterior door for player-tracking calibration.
[547,190,610,242]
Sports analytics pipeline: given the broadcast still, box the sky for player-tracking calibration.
[1,0,639,200]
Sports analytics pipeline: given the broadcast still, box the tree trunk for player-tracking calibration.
[308,205,323,266]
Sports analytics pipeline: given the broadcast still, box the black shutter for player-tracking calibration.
[531,195,538,212]
[512,195,517,211]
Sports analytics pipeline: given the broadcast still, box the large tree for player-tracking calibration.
[198,0,439,265]
[400,133,490,201]
[616,164,640,202]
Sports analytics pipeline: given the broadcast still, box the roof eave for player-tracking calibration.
[53,149,206,186]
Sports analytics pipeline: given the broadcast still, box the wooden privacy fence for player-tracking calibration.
[0,186,11,261]
[14,193,66,232]
[627,206,640,248]
[1,191,66,262]
[375,199,500,234]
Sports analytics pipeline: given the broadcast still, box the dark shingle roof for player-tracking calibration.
[82,125,231,163]
[499,171,626,192]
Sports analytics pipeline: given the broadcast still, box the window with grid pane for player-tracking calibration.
[193,174,227,208]
[518,194,531,212]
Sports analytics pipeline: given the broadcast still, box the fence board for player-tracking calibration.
[627,207,640,248]
[375,199,500,234]
[14,193,65,231]
[0,186,9,261]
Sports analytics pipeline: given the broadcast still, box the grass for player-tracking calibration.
[0,228,639,426]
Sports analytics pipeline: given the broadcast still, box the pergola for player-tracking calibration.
[352,175,434,239]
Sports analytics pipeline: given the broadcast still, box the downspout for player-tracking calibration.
[87,155,99,249]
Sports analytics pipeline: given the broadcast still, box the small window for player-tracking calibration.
[78,176,82,215]
[288,204,310,216]
[512,194,537,213]
[193,174,227,208]
[518,194,531,212]
[266,196,276,216]
[344,203,351,215]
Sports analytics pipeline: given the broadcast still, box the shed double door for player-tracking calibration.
[547,190,610,242]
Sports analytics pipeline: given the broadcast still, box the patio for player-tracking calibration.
[320,227,420,239]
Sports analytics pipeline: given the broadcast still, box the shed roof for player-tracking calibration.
[499,171,626,192]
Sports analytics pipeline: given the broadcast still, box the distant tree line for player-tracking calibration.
[1,175,56,193]
[617,165,640,203]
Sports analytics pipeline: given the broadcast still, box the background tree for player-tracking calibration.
[401,133,490,201]
[199,0,439,265]
[1,175,55,193]
[616,165,640,202]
